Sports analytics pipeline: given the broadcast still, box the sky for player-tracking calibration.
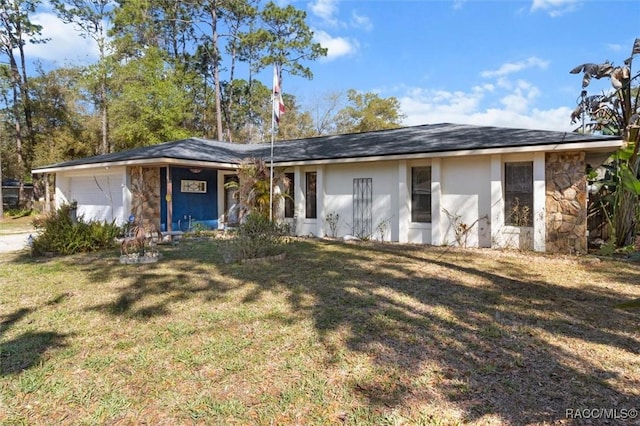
[26,0,640,133]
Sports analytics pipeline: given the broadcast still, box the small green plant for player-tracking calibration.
[325,211,340,237]
[189,222,207,238]
[31,203,120,256]
[3,207,35,218]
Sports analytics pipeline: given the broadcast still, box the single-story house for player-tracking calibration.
[32,123,623,254]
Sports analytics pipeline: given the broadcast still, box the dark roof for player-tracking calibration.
[266,123,620,162]
[33,123,620,171]
[34,137,256,170]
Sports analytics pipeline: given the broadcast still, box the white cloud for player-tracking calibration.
[530,0,580,17]
[453,0,467,10]
[499,80,541,113]
[313,30,359,60]
[309,0,339,25]
[399,83,573,132]
[350,11,372,31]
[604,43,623,52]
[28,12,99,64]
[481,57,549,78]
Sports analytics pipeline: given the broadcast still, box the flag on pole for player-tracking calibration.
[632,38,640,56]
[273,64,285,124]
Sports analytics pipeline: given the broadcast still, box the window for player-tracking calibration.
[411,167,432,223]
[223,175,239,216]
[505,162,533,226]
[284,172,295,218]
[305,172,317,219]
[181,179,207,193]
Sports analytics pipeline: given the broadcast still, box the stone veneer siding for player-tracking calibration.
[130,166,161,231]
[545,152,587,254]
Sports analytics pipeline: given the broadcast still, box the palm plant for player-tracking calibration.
[570,38,640,247]
[225,157,290,220]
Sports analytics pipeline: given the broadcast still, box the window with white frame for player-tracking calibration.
[504,161,533,226]
[305,172,317,219]
[284,172,295,218]
[411,167,431,223]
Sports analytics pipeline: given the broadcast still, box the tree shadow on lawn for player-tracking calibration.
[83,243,236,319]
[1,298,70,376]
[49,238,640,423]
[229,240,640,424]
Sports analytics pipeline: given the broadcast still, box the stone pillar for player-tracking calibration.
[130,166,161,231]
[545,152,587,254]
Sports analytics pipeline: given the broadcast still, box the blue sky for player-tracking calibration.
[27,0,640,132]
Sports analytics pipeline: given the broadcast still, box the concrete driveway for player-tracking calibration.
[0,232,33,253]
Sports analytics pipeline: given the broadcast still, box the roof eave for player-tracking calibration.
[272,139,624,167]
[32,157,239,174]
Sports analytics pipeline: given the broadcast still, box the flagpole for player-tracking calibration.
[269,67,276,223]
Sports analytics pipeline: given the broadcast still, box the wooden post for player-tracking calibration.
[166,166,173,232]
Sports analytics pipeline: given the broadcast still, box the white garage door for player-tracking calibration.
[69,174,125,225]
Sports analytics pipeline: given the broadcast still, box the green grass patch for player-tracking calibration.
[0,239,638,424]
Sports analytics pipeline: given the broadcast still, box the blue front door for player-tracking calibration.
[160,167,218,230]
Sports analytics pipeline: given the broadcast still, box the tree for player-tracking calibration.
[52,0,113,154]
[258,2,326,81]
[0,0,47,205]
[109,48,191,150]
[197,0,225,141]
[310,91,344,136]
[570,38,640,247]
[221,0,259,142]
[105,0,326,143]
[276,92,315,140]
[29,66,91,166]
[221,78,271,142]
[335,89,405,134]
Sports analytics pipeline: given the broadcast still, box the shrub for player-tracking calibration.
[31,204,120,256]
[225,213,289,262]
[4,208,34,218]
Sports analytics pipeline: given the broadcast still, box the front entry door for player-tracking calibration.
[160,167,218,230]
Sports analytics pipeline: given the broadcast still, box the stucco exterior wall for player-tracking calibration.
[297,161,399,240]
[295,153,552,250]
[439,155,492,247]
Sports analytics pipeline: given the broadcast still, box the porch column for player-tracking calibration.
[398,160,408,243]
[431,158,442,246]
[490,155,504,248]
[166,166,173,232]
[316,165,325,238]
[294,166,302,235]
[44,173,51,213]
[533,152,546,252]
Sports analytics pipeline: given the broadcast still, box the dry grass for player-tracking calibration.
[0,237,639,425]
[0,214,35,234]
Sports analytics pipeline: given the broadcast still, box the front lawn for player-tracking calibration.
[1,238,638,425]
